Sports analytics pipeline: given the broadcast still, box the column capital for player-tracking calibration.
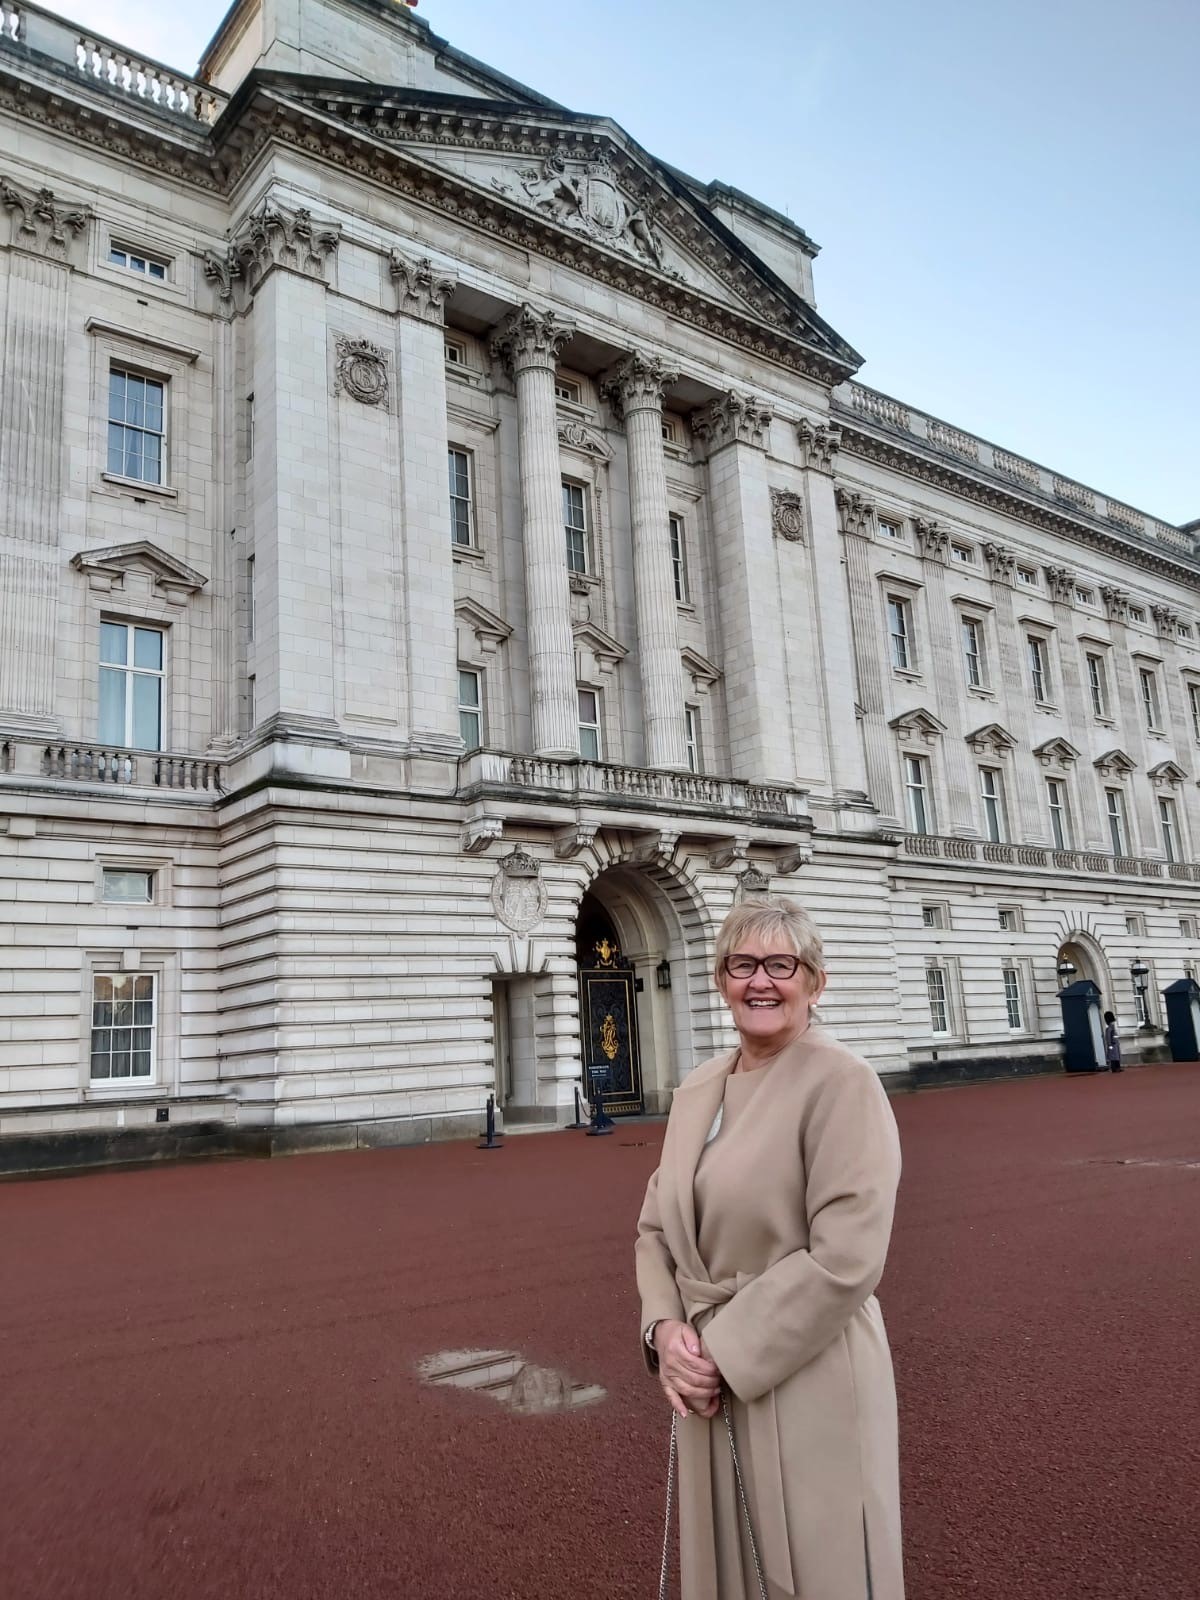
[1,177,90,263]
[489,302,574,376]
[388,248,456,323]
[983,540,1016,585]
[914,516,950,564]
[206,199,340,307]
[796,416,841,473]
[834,486,875,538]
[691,390,772,453]
[1044,563,1076,605]
[600,350,679,419]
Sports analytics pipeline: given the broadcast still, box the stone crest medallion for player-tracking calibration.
[335,335,389,407]
[492,848,548,933]
[770,488,805,542]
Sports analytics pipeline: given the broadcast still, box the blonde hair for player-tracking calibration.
[713,896,825,985]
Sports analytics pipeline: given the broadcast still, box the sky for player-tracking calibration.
[43,0,1200,524]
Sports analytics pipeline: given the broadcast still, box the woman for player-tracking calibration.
[636,897,903,1600]
[1103,1010,1122,1072]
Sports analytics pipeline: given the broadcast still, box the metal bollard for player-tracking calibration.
[564,1083,588,1130]
[477,1092,503,1151]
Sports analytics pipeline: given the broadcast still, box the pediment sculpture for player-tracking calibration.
[494,153,668,271]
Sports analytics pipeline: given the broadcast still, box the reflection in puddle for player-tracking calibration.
[417,1349,606,1414]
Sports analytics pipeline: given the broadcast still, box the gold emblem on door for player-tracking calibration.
[600,1013,619,1060]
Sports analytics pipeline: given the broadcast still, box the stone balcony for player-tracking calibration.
[900,831,1200,883]
[0,738,222,796]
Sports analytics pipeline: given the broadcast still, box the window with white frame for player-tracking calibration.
[1189,683,1200,742]
[921,903,946,929]
[1180,916,1196,940]
[1086,652,1109,719]
[904,753,933,834]
[1046,776,1071,850]
[563,481,590,574]
[887,595,914,672]
[449,448,474,547]
[554,376,581,404]
[925,963,951,1035]
[1026,634,1051,702]
[108,244,168,281]
[577,687,602,760]
[1159,795,1181,863]
[1016,565,1039,589]
[107,368,166,484]
[961,616,985,689]
[1106,788,1129,855]
[661,417,678,445]
[998,906,1022,932]
[99,622,164,750]
[684,704,701,774]
[1139,666,1163,731]
[979,767,1006,843]
[1125,912,1144,937]
[444,338,466,366]
[1075,586,1096,608]
[1002,965,1024,1030]
[669,514,689,604]
[1128,605,1147,625]
[1178,623,1193,642]
[950,542,974,566]
[90,972,156,1082]
[101,868,154,904]
[458,668,483,749]
[877,517,904,541]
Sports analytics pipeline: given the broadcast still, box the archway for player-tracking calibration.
[1056,933,1115,1013]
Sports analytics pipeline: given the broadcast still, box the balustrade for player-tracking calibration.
[35,743,221,792]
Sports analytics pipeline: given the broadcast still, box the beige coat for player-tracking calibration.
[636,1026,903,1600]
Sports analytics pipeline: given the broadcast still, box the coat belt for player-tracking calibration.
[676,1271,795,1596]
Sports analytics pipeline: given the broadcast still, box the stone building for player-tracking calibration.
[1,0,1196,1163]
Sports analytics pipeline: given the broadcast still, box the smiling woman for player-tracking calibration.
[636,897,904,1600]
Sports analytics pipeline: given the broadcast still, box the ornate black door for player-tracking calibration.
[578,937,643,1115]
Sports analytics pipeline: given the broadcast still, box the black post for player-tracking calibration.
[586,1067,615,1137]
[477,1092,503,1150]
[563,1083,587,1130]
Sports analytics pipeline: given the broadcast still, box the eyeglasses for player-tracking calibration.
[722,953,803,981]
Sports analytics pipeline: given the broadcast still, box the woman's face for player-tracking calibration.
[716,933,826,1051]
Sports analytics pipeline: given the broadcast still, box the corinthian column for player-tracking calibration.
[604,351,687,769]
[491,305,578,758]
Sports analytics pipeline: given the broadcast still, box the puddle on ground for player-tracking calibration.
[416,1349,606,1414]
[1112,1156,1200,1169]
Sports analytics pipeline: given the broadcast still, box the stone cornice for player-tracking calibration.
[834,415,1200,589]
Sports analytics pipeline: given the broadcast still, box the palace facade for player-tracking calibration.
[1,0,1197,1164]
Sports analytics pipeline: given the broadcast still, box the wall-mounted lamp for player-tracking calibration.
[1056,959,1076,984]
[655,959,672,991]
[1130,957,1151,1029]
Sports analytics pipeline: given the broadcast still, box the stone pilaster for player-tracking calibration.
[603,351,686,770]
[1101,587,1158,853]
[982,542,1045,844]
[1042,566,1103,849]
[914,518,978,835]
[1151,606,1200,855]
[491,304,578,759]
[837,490,900,821]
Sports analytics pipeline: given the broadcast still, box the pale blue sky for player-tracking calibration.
[50,0,1199,523]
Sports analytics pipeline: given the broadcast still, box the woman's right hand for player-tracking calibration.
[653,1319,721,1419]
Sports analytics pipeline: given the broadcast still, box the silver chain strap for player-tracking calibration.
[657,1394,768,1600]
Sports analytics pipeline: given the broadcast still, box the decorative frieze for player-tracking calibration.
[557,418,612,458]
[691,391,772,453]
[388,249,456,323]
[983,541,1016,583]
[796,417,840,473]
[914,517,950,563]
[600,351,678,419]
[0,178,89,261]
[489,302,574,376]
[334,336,389,408]
[491,848,548,933]
[770,489,805,543]
[834,486,874,538]
[1043,564,1076,604]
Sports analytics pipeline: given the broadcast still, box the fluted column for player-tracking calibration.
[604,352,686,769]
[491,305,578,758]
[837,490,901,822]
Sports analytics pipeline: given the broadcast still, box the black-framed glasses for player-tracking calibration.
[722,953,802,981]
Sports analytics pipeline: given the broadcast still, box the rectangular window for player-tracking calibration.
[1128,606,1147,625]
[950,542,974,565]
[1026,634,1050,702]
[247,673,256,731]
[921,904,945,929]
[1180,916,1196,940]
[998,906,1021,932]
[1017,566,1039,588]
[669,514,689,604]
[1190,684,1200,742]
[1139,667,1163,731]
[1046,777,1071,849]
[684,705,701,774]
[99,621,164,750]
[101,868,154,904]
[107,368,165,484]
[1002,966,1024,1030]
[458,668,483,750]
[444,338,466,366]
[661,417,678,444]
[245,393,254,460]
[1075,587,1096,607]
[904,754,932,834]
[1125,913,1144,937]
[448,448,474,547]
[246,553,255,643]
[961,617,984,689]
[926,964,950,1035]
[577,687,602,761]
[554,377,581,404]
[1178,623,1193,642]
[563,481,589,574]
[1086,653,1109,719]
[1159,796,1180,863]
[108,244,168,280]
[1106,789,1128,856]
[877,518,903,541]
[90,972,155,1081]
[980,767,1005,843]
[887,596,913,672]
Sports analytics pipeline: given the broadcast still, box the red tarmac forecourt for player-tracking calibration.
[2,1064,1198,1600]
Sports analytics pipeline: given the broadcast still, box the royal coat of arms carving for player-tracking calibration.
[491,848,548,934]
[494,155,666,271]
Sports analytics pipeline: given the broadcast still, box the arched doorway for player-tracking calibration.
[1056,935,1110,997]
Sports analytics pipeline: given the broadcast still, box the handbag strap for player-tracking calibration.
[658,1394,768,1600]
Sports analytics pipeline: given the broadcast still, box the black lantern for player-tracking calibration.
[655,959,672,991]
[1056,959,1076,985]
[1130,957,1151,1029]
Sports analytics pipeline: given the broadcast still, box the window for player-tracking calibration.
[1125,913,1144,937]
[904,754,933,834]
[577,687,601,761]
[448,449,474,547]
[108,244,167,280]
[669,514,689,604]
[1189,683,1200,742]
[979,767,1006,843]
[1016,566,1039,588]
[950,542,974,565]
[246,553,255,642]
[887,595,914,671]
[998,906,1021,932]
[554,377,581,404]
[1159,796,1180,863]
[99,622,164,750]
[1106,789,1129,855]
[1075,587,1096,607]
[1046,777,1071,849]
[101,869,154,904]
[684,705,701,774]
[90,972,155,1082]
[661,417,678,444]
[107,368,165,484]
[246,673,256,731]
[961,617,985,689]
[1180,916,1196,940]
[1086,653,1109,719]
[1002,966,1024,1030]
[925,964,950,1035]
[921,904,945,929]
[1139,667,1163,731]
[444,338,466,366]
[877,517,903,541]
[1026,634,1051,702]
[1128,605,1147,625]
[458,668,483,749]
[563,481,589,574]
[1178,623,1193,642]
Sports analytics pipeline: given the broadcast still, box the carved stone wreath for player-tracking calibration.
[770,489,805,542]
[491,847,548,933]
[335,336,389,408]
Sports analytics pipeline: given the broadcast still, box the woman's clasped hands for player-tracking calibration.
[653,1319,722,1419]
